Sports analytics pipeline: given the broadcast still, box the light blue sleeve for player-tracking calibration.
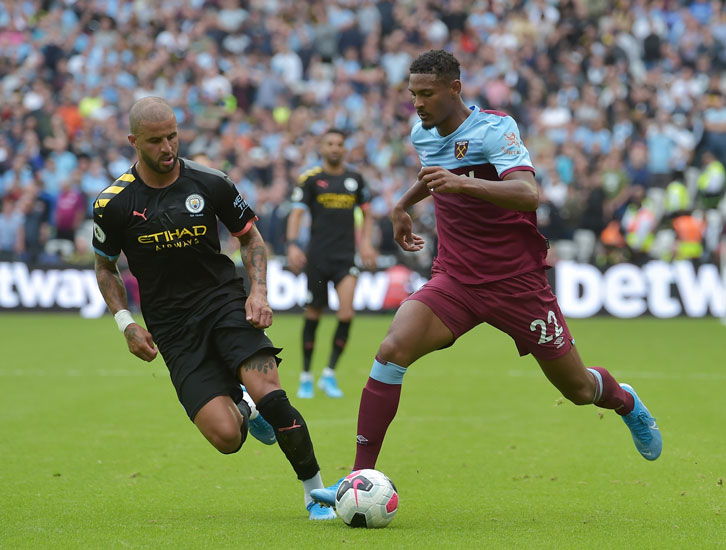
[410,121,432,167]
[483,115,534,177]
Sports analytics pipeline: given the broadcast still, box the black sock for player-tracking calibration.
[302,318,318,373]
[327,320,351,370]
[233,399,250,452]
[256,390,320,480]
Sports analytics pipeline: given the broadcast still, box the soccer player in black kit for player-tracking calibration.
[92,96,336,520]
[286,129,376,399]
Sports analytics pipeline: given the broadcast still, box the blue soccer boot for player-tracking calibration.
[240,386,276,445]
[620,383,662,460]
[317,367,343,398]
[297,372,314,399]
[310,476,345,508]
[307,501,337,520]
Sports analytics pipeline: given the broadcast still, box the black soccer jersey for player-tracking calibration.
[291,166,371,262]
[92,159,256,330]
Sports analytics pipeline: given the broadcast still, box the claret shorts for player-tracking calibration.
[405,269,574,361]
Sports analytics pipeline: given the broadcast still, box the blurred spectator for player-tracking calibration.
[646,110,677,188]
[703,91,726,164]
[622,186,657,265]
[20,180,53,264]
[670,212,706,261]
[54,181,86,243]
[0,196,25,260]
[696,150,726,210]
[624,142,652,189]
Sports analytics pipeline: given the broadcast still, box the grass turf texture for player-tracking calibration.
[1,313,724,549]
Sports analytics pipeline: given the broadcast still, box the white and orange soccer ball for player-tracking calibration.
[335,469,399,528]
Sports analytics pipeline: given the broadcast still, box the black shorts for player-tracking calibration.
[304,257,360,308]
[154,300,282,421]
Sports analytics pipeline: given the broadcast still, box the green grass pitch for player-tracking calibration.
[1,313,724,549]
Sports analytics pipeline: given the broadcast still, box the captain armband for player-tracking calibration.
[114,309,136,333]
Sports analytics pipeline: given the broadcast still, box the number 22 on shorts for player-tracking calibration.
[529,310,563,345]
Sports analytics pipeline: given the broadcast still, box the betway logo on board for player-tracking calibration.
[0,262,107,318]
[556,260,726,318]
[1,260,723,319]
[266,259,427,311]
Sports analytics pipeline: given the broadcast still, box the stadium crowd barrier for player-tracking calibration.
[0,259,724,319]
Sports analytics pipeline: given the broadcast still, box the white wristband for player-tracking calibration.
[114,309,136,333]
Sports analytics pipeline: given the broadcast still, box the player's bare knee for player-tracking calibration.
[377,337,408,366]
[207,424,244,454]
[214,432,243,454]
[562,383,595,406]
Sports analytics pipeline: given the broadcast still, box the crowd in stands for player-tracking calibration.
[1,0,725,272]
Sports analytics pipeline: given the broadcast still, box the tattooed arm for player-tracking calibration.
[94,253,158,362]
[237,224,273,329]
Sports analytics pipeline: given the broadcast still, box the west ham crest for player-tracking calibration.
[455,140,469,160]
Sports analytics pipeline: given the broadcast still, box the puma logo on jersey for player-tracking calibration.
[132,208,148,221]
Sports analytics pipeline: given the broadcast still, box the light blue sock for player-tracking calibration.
[370,358,406,385]
[587,367,603,403]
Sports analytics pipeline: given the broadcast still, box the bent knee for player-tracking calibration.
[562,384,595,406]
[377,336,412,367]
[207,426,244,454]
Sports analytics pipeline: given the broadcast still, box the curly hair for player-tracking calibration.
[409,50,461,81]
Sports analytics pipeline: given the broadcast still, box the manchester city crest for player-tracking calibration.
[185,193,205,213]
[455,140,469,160]
[344,177,358,192]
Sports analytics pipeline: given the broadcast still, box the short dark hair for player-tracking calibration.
[323,127,346,139]
[409,50,461,81]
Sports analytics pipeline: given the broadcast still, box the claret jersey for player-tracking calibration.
[412,107,547,284]
[291,166,371,262]
[92,159,257,329]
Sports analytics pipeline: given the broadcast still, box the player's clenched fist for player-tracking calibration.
[418,166,466,194]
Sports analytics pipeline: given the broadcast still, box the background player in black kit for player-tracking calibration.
[286,129,377,399]
[92,97,336,520]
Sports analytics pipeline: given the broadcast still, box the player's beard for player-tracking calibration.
[141,149,177,174]
[325,154,342,168]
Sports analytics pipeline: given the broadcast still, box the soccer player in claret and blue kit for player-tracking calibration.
[92,96,336,520]
[312,50,661,506]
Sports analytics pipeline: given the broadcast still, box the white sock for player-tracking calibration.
[240,387,259,420]
[321,367,335,378]
[302,471,324,506]
[300,371,313,383]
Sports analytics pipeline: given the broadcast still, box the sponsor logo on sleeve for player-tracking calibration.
[93,222,106,243]
[233,194,250,219]
[501,132,522,156]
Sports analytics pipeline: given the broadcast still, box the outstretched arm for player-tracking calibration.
[237,224,273,329]
[94,253,157,362]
